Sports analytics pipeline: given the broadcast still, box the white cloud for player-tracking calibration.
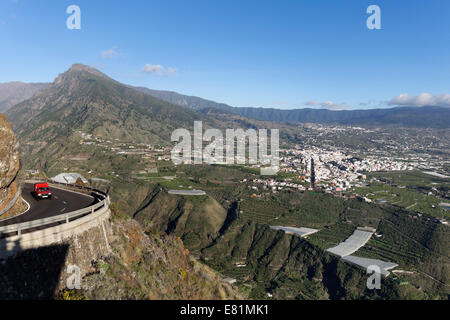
[142,64,178,76]
[388,93,450,107]
[100,47,119,59]
[142,64,164,73]
[305,100,352,110]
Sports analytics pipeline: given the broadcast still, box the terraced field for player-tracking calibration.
[124,164,449,299]
[352,182,449,219]
[306,222,356,250]
[355,218,450,270]
[239,191,344,227]
[367,170,450,188]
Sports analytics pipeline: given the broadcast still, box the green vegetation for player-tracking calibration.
[307,222,356,250]
[367,170,449,188]
[239,191,344,227]
[56,290,88,300]
[352,171,450,219]
[8,64,448,300]
[123,165,448,300]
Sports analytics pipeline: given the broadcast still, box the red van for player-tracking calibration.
[34,183,52,200]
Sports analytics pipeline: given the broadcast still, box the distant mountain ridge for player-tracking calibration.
[0,82,48,112]
[133,86,235,112]
[2,64,448,129]
[5,64,217,147]
[226,105,450,128]
[4,64,233,173]
[135,87,449,128]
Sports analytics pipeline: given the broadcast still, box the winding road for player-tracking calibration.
[0,183,97,227]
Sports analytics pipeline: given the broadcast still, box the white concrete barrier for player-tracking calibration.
[0,202,110,260]
[0,181,111,260]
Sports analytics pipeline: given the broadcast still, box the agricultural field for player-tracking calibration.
[352,182,449,219]
[367,170,449,189]
[307,222,356,250]
[239,191,344,227]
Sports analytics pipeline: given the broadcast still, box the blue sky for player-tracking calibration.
[0,0,449,109]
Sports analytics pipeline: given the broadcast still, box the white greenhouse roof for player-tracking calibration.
[342,255,398,276]
[326,229,374,257]
[270,226,319,238]
[51,173,88,185]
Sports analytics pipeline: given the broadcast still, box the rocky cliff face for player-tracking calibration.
[0,208,240,300]
[0,114,20,214]
[79,218,241,300]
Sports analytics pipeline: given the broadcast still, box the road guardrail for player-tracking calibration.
[0,180,109,237]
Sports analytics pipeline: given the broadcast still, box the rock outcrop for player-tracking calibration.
[0,209,241,300]
[0,114,20,214]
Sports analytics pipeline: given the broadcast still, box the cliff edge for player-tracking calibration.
[0,114,20,215]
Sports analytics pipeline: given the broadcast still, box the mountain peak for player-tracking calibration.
[67,64,109,78]
[52,64,112,87]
